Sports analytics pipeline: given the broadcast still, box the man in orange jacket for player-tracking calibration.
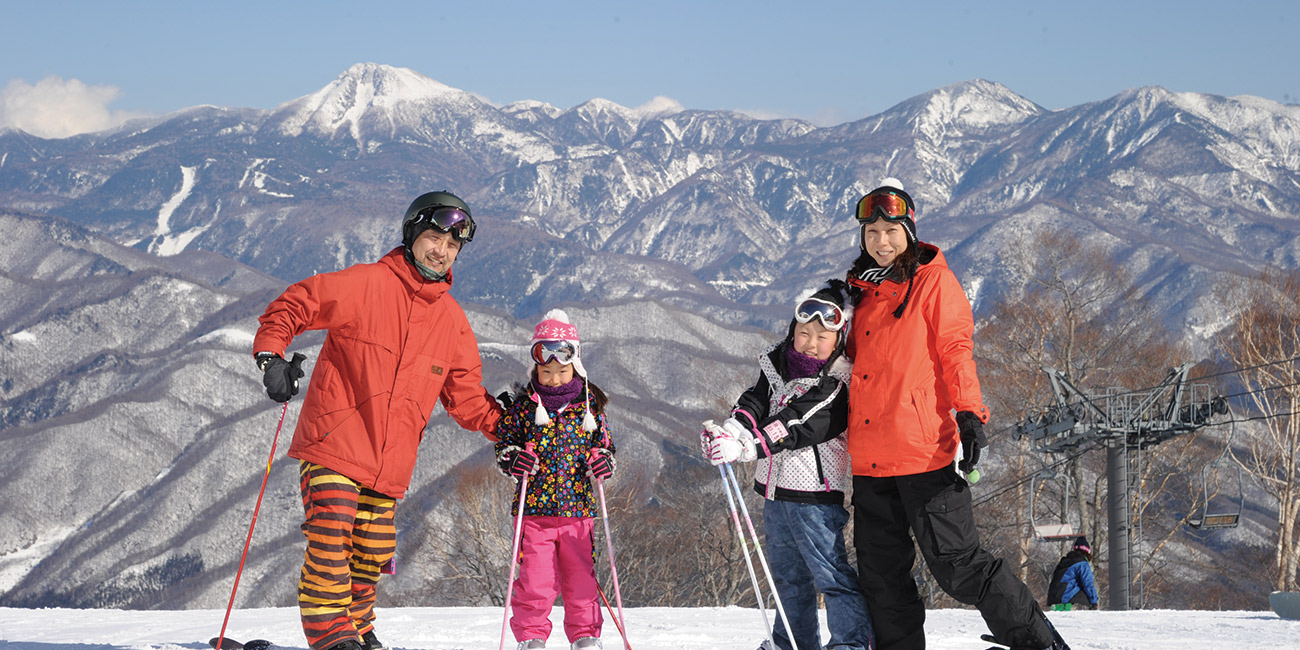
[253,191,504,650]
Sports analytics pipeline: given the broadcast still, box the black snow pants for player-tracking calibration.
[852,468,1053,650]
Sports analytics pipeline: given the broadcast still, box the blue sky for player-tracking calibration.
[1,0,1297,137]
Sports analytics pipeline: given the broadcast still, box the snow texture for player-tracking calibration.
[0,605,1293,650]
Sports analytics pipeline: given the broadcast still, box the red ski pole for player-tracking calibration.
[596,581,631,650]
[215,395,293,650]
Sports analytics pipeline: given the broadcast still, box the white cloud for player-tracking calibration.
[0,76,144,138]
[634,95,685,118]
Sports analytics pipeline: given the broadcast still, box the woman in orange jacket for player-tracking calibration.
[253,191,504,650]
[843,179,1068,650]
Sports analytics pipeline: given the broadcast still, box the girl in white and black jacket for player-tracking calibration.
[702,281,874,650]
[733,322,853,504]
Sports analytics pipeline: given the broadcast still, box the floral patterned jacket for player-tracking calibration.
[494,384,614,518]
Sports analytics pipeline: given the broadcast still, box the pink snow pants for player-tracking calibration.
[510,515,603,643]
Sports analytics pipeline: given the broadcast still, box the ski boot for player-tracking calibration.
[361,630,385,650]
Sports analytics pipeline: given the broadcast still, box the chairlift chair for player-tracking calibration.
[1030,469,1082,541]
[1188,416,1244,530]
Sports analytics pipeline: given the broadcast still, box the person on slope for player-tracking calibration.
[1046,536,1099,610]
[701,283,875,650]
[841,178,1070,650]
[495,309,616,650]
[252,191,504,650]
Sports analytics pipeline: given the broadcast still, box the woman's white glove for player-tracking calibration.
[703,418,757,465]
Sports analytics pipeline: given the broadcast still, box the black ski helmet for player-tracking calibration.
[402,190,475,249]
[855,178,917,245]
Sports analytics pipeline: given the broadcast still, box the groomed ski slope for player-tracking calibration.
[1,605,1296,650]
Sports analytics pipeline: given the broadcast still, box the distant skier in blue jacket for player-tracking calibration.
[1047,536,1099,610]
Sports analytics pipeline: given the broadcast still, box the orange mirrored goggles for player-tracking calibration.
[855,190,913,223]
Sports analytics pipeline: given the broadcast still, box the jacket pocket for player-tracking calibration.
[406,354,451,423]
[919,479,978,557]
[911,385,939,445]
[301,357,355,442]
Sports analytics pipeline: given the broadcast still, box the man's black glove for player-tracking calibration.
[496,390,515,411]
[955,410,988,473]
[256,352,306,403]
[497,445,539,479]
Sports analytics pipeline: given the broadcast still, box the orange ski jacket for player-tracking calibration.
[253,246,501,498]
[845,243,989,477]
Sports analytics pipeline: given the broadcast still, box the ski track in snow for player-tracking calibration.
[152,165,199,256]
[0,605,1296,650]
[155,166,197,239]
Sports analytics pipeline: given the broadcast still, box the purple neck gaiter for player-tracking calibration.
[785,345,829,379]
[533,376,584,412]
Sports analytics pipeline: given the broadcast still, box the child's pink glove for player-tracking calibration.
[586,447,616,481]
[496,445,539,478]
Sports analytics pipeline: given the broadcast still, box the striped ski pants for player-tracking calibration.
[298,462,397,650]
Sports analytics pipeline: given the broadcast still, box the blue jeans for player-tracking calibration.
[764,499,874,650]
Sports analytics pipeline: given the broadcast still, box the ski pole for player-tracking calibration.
[500,442,536,650]
[596,578,631,649]
[215,397,293,650]
[724,462,798,650]
[719,464,774,647]
[594,475,629,649]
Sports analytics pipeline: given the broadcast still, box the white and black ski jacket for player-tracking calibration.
[733,342,853,505]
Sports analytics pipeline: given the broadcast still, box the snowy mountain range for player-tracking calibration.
[1,63,1297,610]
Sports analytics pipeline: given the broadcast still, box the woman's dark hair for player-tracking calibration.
[846,241,919,282]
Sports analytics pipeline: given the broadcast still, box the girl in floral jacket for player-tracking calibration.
[494,309,615,650]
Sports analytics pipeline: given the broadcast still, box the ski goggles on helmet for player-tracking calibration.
[855,190,914,224]
[530,339,578,366]
[794,297,846,332]
[411,205,476,243]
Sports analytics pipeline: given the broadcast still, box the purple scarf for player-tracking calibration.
[785,345,828,379]
[532,376,584,412]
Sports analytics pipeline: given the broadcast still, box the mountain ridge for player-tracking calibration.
[1,63,1296,609]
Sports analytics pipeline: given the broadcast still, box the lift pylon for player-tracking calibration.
[1013,363,1227,610]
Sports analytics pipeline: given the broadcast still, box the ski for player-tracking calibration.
[209,638,275,650]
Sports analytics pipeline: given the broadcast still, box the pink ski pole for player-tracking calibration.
[595,475,629,649]
[500,442,535,650]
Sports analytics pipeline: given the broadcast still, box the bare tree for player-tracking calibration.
[608,444,758,607]
[1218,269,1300,592]
[975,226,1190,602]
[421,461,516,606]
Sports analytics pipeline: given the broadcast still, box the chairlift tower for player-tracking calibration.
[1014,363,1226,611]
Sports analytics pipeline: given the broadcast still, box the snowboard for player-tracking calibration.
[981,615,1071,650]
[210,637,275,650]
[1269,590,1300,620]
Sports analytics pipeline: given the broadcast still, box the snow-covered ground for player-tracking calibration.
[1,605,1295,650]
